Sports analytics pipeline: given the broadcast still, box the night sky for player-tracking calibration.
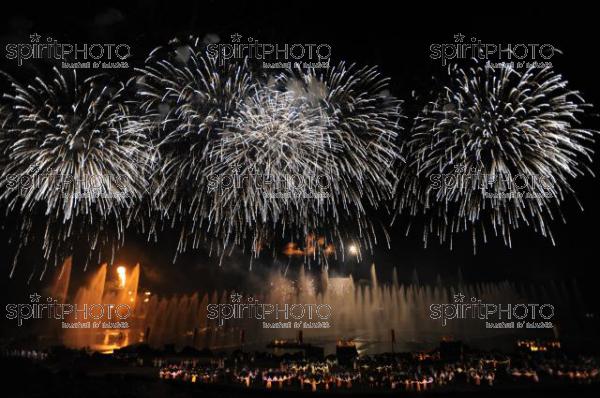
[1,1,599,302]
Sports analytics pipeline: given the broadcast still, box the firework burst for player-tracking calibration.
[0,68,153,276]
[135,38,256,146]
[395,63,596,250]
[134,38,258,257]
[204,87,335,256]
[137,38,403,264]
[277,63,403,257]
[200,62,403,264]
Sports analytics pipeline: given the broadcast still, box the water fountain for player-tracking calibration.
[50,259,575,354]
[56,260,140,352]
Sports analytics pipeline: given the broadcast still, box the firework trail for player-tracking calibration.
[0,104,8,128]
[0,104,10,162]
[136,40,404,264]
[0,68,153,277]
[283,62,402,204]
[203,87,335,258]
[395,62,596,250]
[135,37,403,264]
[134,37,258,258]
[277,63,403,258]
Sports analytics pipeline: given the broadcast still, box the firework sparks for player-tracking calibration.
[0,104,10,163]
[395,63,596,250]
[204,62,403,264]
[283,62,403,207]
[0,68,153,276]
[277,63,403,260]
[0,103,9,128]
[204,87,335,258]
[9,42,592,271]
[134,38,257,258]
[136,39,403,265]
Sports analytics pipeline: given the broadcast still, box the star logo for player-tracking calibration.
[30,293,41,303]
[230,292,242,303]
[231,33,242,43]
[453,293,465,303]
[454,33,465,43]
[453,164,466,173]
[30,33,41,43]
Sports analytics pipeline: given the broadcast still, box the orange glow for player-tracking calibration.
[324,244,335,255]
[116,266,126,288]
[517,339,560,352]
[283,242,304,256]
[283,235,336,257]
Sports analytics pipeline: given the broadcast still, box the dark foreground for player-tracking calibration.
[4,358,600,398]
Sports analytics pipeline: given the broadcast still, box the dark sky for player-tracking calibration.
[0,1,599,300]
